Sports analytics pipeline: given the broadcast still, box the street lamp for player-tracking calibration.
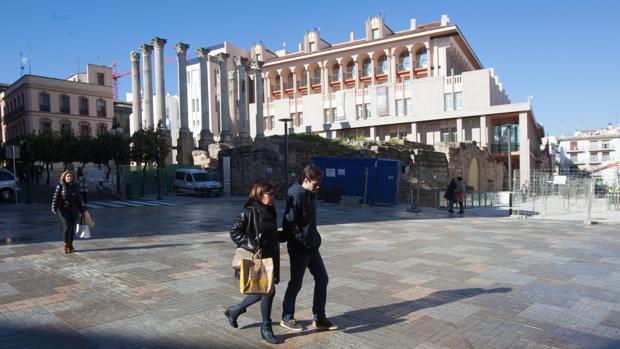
[109,121,124,198]
[278,117,293,198]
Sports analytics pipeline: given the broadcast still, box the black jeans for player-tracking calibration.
[59,210,79,245]
[235,289,275,323]
[282,249,328,321]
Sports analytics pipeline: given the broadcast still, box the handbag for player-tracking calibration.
[82,211,95,227]
[76,216,91,239]
[239,252,274,295]
[232,248,254,269]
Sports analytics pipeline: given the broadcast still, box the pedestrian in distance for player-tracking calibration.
[521,180,529,203]
[280,164,338,332]
[51,170,86,253]
[455,176,466,215]
[225,181,284,344]
[77,168,88,204]
[444,178,457,214]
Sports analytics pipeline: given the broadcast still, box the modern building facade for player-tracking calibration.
[557,124,620,188]
[0,64,114,142]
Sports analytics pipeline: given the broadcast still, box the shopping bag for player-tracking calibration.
[232,248,254,269]
[239,253,274,295]
[83,211,95,227]
[76,224,91,239]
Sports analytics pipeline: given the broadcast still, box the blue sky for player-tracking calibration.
[2,0,619,137]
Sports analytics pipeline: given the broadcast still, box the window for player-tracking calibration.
[345,61,355,80]
[290,113,296,126]
[331,107,337,121]
[590,140,598,149]
[377,55,388,74]
[362,58,372,77]
[455,92,463,110]
[97,99,106,116]
[440,128,457,142]
[323,109,331,124]
[312,68,321,85]
[356,105,363,120]
[309,42,316,52]
[396,99,404,116]
[96,123,108,136]
[399,51,410,71]
[602,152,610,162]
[297,112,303,126]
[602,140,610,149]
[570,142,578,151]
[40,120,52,133]
[286,73,294,89]
[59,95,70,114]
[372,28,380,39]
[405,98,413,115]
[185,173,194,183]
[444,93,453,111]
[330,65,340,82]
[415,48,428,68]
[39,92,50,112]
[80,124,91,138]
[590,154,599,163]
[570,154,578,163]
[60,122,72,136]
[97,73,105,86]
[364,103,372,118]
[79,97,89,115]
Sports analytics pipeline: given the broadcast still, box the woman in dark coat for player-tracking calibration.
[444,178,457,213]
[225,181,283,344]
[51,170,86,253]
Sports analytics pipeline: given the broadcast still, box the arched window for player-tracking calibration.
[377,55,388,74]
[346,61,355,79]
[415,48,428,68]
[330,64,340,82]
[312,68,321,84]
[362,58,372,77]
[399,51,410,70]
[274,75,281,89]
[286,72,293,89]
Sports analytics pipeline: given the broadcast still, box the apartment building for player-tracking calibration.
[558,124,620,187]
[0,64,114,142]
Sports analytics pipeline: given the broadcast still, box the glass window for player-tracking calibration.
[590,154,599,163]
[40,120,52,133]
[372,29,380,39]
[415,48,428,68]
[185,173,194,182]
[297,112,303,126]
[602,152,610,162]
[602,141,610,149]
[346,61,355,79]
[455,92,463,110]
[377,55,388,74]
[356,105,363,120]
[312,68,321,84]
[331,108,336,122]
[79,97,89,115]
[570,154,578,163]
[60,122,72,136]
[396,100,404,116]
[362,58,372,77]
[39,93,50,112]
[590,140,598,149]
[286,73,294,89]
[405,98,413,115]
[323,108,331,124]
[97,99,106,117]
[444,93,453,111]
[364,103,372,118]
[80,124,91,137]
[570,141,578,150]
[399,51,410,71]
[60,95,70,114]
[97,73,105,86]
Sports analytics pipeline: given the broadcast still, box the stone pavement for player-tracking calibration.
[1,198,620,348]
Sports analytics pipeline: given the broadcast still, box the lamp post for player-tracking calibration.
[109,121,124,199]
[278,118,293,198]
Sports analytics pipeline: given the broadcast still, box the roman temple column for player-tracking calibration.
[130,51,142,135]
[196,47,214,148]
[152,37,167,129]
[216,53,232,143]
[251,58,265,139]
[174,42,194,165]
[140,44,154,129]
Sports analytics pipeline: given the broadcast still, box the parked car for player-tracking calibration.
[173,168,222,197]
[0,169,20,201]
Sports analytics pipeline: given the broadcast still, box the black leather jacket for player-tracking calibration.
[52,181,85,214]
[282,182,321,253]
[229,199,281,283]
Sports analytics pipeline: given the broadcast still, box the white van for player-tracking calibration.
[173,168,222,197]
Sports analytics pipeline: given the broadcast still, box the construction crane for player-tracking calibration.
[112,56,178,101]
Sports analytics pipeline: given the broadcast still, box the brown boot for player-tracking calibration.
[68,244,75,253]
[63,244,70,253]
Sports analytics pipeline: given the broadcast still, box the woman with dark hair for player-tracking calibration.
[225,181,283,344]
[51,170,86,253]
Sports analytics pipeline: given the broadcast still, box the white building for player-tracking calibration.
[558,124,620,188]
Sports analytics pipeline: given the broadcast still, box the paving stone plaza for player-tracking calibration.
[1,198,619,348]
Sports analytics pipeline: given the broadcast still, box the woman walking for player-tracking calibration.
[444,178,457,214]
[225,182,283,344]
[51,170,86,253]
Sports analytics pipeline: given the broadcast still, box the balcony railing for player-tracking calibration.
[491,142,520,153]
[397,63,411,71]
[343,71,355,80]
[329,73,340,82]
[310,77,321,85]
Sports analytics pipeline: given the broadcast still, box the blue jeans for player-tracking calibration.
[282,250,328,321]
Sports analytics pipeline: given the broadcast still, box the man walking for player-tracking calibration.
[280,164,337,331]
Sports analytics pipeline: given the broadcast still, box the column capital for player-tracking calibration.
[174,42,190,55]
[228,70,236,79]
[351,55,358,61]
[233,56,248,67]
[140,44,153,55]
[251,58,264,71]
[152,37,167,47]
[196,47,211,58]
[216,52,230,60]
[130,51,140,62]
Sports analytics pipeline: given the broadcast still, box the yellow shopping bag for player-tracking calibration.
[239,253,274,295]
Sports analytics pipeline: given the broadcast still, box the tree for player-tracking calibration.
[129,121,170,199]
[76,136,94,173]
[92,133,114,180]
[57,133,80,170]
[31,130,56,185]
[130,129,151,197]
[150,123,171,200]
